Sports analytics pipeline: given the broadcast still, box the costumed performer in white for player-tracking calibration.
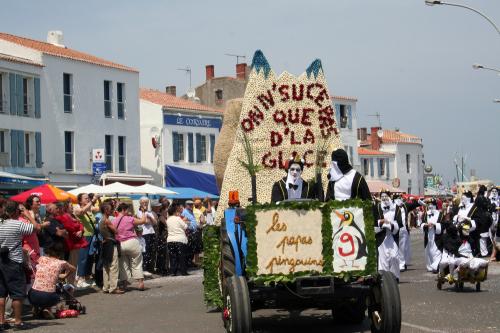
[420,199,443,273]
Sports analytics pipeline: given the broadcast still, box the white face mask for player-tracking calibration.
[428,205,436,212]
[394,198,403,206]
[491,190,498,199]
[288,163,302,183]
[461,196,469,206]
[381,194,392,207]
[328,161,344,182]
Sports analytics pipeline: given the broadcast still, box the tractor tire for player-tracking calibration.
[332,297,367,324]
[369,271,402,333]
[223,276,252,333]
[221,234,236,278]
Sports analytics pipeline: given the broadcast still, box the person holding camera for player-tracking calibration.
[0,200,45,330]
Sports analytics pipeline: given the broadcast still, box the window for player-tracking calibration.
[215,89,223,102]
[199,135,207,162]
[105,135,113,171]
[118,136,126,173]
[406,154,411,173]
[0,74,4,113]
[379,158,385,176]
[117,82,125,119]
[0,130,5,152]
[104,80,112,118]
[25,133,30,164]
[339,104,347,128]
[64,131,73,171]
[363,159,369,176]
[63,73,72,113]
[175,133,185,161]
[408,179,412,195]
[23,78,29,115]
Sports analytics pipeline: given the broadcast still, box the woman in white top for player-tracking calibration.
[166,203,190,276]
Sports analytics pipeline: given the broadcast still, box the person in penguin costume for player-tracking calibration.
[488,187,499,261]
[324,149,371,202]
[393,194,424,272]
[420,199,443,273]
[453,191,480,254]
[270,156,321,203]
[332,210,367,269]
[373,189,402,280]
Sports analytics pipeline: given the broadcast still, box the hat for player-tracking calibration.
[185,200,194,205]
[285,155,305,171]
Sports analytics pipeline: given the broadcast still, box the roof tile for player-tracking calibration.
[140,88,223,114]
[358,147,394,156]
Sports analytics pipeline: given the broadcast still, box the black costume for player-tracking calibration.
[270,177,319,203]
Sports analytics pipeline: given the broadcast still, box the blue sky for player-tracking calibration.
[2,0,499,184]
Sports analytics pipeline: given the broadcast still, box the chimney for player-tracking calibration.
[370,127,381,151]
[236,63,247,79]
[206,65,214,81]
[357,127,367,141]
[165,86,176,96]
[47,30,64,47]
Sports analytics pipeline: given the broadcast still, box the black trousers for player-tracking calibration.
[142,234,156,272]
[156,238,169,274]
[167,242,187,275]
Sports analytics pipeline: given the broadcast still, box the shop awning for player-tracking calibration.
[163,187,219,199]
[367,180,404,194]
[0,171,47,188]
[165,165,219,195]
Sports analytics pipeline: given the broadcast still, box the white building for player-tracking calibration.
[0,31,141,191]
[358,127,424,195]
[332,96,360,171]
[140,88,222,194]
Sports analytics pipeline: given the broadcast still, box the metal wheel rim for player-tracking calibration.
[225,294,233,333]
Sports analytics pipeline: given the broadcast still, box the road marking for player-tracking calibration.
[402,322,448,333]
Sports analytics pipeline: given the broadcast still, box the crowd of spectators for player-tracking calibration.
[0,193,217,329]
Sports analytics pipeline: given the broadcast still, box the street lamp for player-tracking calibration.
[494,99,500,103]
[472,63,500,74]
[425,1,500,36]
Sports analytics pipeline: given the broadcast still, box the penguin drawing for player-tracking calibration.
[333,210,367,269]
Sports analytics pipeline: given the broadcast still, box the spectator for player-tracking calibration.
[73,193,100,288]
[99,203,123,294]
[28,242,75,319]
[18,202,44,283]
[113,203,147,291]
[166,203,189,276]
[54,203,87,287]
[0,200,43,330]
[136,197,157,278]
[182,201,199,268]
[155,203,169,275]
[38,204,67,254]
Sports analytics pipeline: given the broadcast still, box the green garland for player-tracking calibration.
[202,225,223,308]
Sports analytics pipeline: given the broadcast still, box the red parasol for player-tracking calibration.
[10,184,77,204]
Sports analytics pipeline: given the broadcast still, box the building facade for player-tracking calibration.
[332,96,360,171]
[358,127,424,195]
[0,31,141,190]
[140,88,222,194]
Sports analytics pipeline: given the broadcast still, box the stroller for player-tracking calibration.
[56,282,87,314]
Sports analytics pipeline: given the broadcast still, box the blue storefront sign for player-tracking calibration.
[92,162,107,177]
[164,114,221,129]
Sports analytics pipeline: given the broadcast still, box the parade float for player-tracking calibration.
[204,50,401,333]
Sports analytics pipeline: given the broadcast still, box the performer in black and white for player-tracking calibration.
[474,195,493,258]
[324,148,371,202]
[270,156,320,203]
[373,190,402,280]
[453,191,479,253]
[489,187,499,261]
[393,194,424,271]
[420,199,443,273]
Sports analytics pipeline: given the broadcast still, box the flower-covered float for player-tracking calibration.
[204,50,401,333]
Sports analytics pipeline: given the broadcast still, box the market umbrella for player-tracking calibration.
[135,184,178,195]
[68,184,105,196]
[101,182,139,195]
[10,184,77,204]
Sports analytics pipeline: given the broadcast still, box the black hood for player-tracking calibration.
[331,149,353,174]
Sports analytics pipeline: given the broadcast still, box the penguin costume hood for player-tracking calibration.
[328,149,353,181]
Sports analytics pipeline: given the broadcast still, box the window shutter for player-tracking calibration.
[10,130,18,167]
[188,133,194,163]
[196,133,202,163]
[210,134,215,163]
[334,104,340,126]
[370,158,374,177]
[172,132,179,162]
[347,105,352,129]
[35,132,42,168]
[34,78,41,118]
[9,73,16,115]
[18,130,25,167]
[16,75,23,116]
[386,158,390,179]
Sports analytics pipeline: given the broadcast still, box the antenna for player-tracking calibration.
[177,66,192,88]
[368,112,382,127]
[225,53,246,64]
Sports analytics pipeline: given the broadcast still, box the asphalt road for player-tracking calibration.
[24,230,500,333]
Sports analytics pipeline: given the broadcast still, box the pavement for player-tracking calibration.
[20,230,500,333]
